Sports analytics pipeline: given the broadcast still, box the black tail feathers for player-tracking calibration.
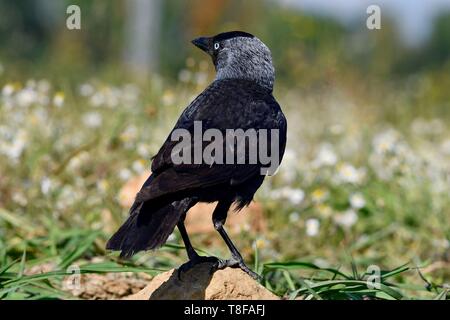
[106,199,189,258]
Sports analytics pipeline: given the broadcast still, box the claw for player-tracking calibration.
[238,262,262,281]
[177,255,262,282]
[214,256,262,281]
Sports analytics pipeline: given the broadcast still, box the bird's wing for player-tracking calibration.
[139,79,286,202]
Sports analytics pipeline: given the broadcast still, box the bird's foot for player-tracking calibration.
[177,255,224,281]
[177,254,262,281]
[219,257,262,281]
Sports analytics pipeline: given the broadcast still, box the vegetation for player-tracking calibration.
[0,0,449,300]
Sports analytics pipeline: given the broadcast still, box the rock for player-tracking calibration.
[68,272,149,300]
[124,262,279,300]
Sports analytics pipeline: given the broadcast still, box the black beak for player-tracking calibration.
[191,37,210,53]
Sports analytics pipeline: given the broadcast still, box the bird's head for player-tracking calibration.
[192,31,275,92]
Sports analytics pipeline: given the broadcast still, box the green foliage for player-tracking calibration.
[0,0,449,300]
[0,68,448,299]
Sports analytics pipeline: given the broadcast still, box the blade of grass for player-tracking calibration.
[282,270,296,291]
[58,231,101,269]
[17,247,27,278]
[263,261,349,279]
[434,289,448,300]
[380,263,410,280]
[291,279,404,300]
[0,208,35,233]
[80,261,165,274]
[254,244,259,275]
[298,278,322,300]
[2,261,163,288]
[0,258,20,275]
[350,223,397,251]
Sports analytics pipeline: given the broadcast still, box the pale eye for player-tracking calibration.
[214,42,220,50]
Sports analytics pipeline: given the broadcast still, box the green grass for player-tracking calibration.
[0,227,447,300]
[0,62,449,299]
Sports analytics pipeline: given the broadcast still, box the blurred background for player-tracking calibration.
[0,0,449,299]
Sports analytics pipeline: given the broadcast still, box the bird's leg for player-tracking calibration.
[212,200,261,280]
[177,214,198,261]
[176,213,222,280]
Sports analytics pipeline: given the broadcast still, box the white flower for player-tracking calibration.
[317,204,332,218]
[305,218,320,237]
[56,185,77,209]
[282,148,297,166]
[312,143,337,167]
[37,79,51,93]
[2,130,28,161]
[373,129,398,154]
[311,188,329,203]
[79,83,94,97]
[2,84,14,96]
[432,239,449,249]
[289,212,300,223]
[118,168,132,181]
[271,187,305,205]
[349,193,366,209]
[162,91,175,106]
[137,143,151,158]
[16,88,37,107]
[12,192,28,206]
[194,72,208,86]
[441,139,450,156]
[40,177,53,195]
[53,92,65,108]
[82,112,102,128]
[288,189,305,205]
[67,151,90,171]
[97,180,109,193]
[253,237,270,250]
[334,209,358,228]
[120,125,138,142]
[89,92,105,107]
[167,233,177,242]
[278,148,298,184]
[178,69,191,83]
[132,160,146,173]
[104,87,120,108]
[314,258,331,268]
[336,163,365,184]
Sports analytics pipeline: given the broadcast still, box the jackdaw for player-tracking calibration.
[107,31,287,280]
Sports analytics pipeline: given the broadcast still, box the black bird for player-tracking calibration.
[107,31,287,279]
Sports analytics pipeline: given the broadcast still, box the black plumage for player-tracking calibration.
[107,31,287,279]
